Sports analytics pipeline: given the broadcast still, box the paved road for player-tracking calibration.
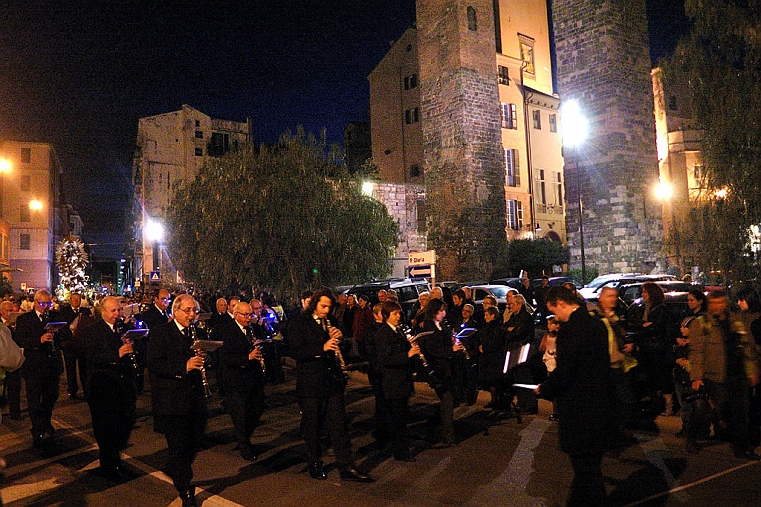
[2,367,760,506]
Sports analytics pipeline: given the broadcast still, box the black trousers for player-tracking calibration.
[63,348,88,397]
[568,451,606,507]
[368,372,390,442]
[224,381,265,445]
[88,380,136,469]
[159,409,207,492]
[298,391,353,467]
[433,385,455,444]
[385,396,411,458]
[24,370,60,435]
[3,369,22,418]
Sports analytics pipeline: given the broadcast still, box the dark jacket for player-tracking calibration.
[147,321,205,415]
[505,307,534,347]
[140,304,170,330]
[83,318,137,403]
[539,307,615,454]
[374,323,414,399]
[478,320,506,384]
[17,309,65,379]
[417,321,454,389]
[288,312,345,398]
[219,321,264,390]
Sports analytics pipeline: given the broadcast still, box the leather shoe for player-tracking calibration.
[734,449,761,461]
[240,444,258,461]
[339,468,374,483]
[45,424,56,437]
[179,488,197,507]
[32,433,45,448]
[308,461,327,480]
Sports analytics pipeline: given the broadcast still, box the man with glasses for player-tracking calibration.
[147,294,207,507]
[219,301,265,460]
[140,289,172,330]
[16,289,64,449]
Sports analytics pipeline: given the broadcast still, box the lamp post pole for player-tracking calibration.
[578,167,586,285]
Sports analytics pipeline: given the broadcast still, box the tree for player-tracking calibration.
[662,1,761,279]
[167,128,399,302]
[491,239,570,280]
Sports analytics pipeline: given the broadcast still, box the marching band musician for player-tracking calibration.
[219,301,265,461]
[16,289,64,450]
[147,294,207,507]
[82,296,137,481]
[374,301,419,461]
[288,287,373,482]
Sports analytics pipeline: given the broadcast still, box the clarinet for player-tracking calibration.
[115,318,140,376]
[401,324,429,369]
[189,322,212,398]
[248,326,267,376]
[325,318,347,371]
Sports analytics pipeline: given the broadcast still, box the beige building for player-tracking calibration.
[0,140,68,292]
[132,104,252,288]
[368,0,567,269]
[652,68,705,273]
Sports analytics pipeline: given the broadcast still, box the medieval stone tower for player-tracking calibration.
[417,0,507,281]
[552,0,662,274]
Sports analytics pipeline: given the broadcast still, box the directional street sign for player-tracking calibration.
[408,250,435,266]
[408,264,432,279]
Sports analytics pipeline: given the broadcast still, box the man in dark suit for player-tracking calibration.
[83,296,137,480]
[207,297,229,332]
[147,293,207,507]
[59,293,92,400]
[16,289,65,449]
[288,287,372,482]
[139,289,172,330]
[537,286,615,507]
[219,301,265,460]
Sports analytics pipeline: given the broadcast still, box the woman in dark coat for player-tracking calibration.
[374,301,419,461]
[477,306,506,408]
[633,282,673,413]
[417,298,465,447]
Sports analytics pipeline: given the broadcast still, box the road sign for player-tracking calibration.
[408,264,432,279]
[150,271,161,282]
[408,250,435,266]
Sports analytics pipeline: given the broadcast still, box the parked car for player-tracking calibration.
[579,273,676,303]
[347,278,430,320]
[530,276,582,289]
[469,284,535,315]
[617,280,693,307]
[489,277,523,290]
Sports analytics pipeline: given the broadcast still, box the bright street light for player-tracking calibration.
[0,158,11,173]
[145,220,164,242]
[655,180,673,201]
[29,199,44,211]
[560,99,589,147]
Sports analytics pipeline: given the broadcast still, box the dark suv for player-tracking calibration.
[347,278,430,320]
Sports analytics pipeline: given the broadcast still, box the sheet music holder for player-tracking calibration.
[512,383,539,390]
[190,340,223,353]
[121,329,149,342]
[44,321,68,333]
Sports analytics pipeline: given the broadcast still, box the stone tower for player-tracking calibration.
[552,0,662,274]
[417,0,507,281]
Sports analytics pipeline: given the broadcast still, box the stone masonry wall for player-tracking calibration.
[417,0,507,281]
[552,0,663,274]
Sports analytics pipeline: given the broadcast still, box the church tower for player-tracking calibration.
[417,0,507,280]
[552,0,662,273]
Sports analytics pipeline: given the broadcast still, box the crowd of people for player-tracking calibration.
[2,278,761,507]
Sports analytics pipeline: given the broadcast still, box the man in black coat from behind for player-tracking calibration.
[59,292,92,400]
[537,286,615,507]
[83,296,137,480]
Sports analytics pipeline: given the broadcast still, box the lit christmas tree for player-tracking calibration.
[55,234,89,299]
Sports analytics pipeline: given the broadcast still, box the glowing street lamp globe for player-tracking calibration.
[560,99,589,148]
[145,220,164,242]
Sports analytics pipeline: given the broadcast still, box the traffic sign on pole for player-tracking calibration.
[408,250,435,266]
[408,264,432,279]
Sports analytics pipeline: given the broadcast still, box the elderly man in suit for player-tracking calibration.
[83,296,137,480]
[219,301,265,460]
[147,293,207,507]
[16,290,64,449]
[288,287,372,483]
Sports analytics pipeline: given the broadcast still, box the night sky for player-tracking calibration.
[0,0,687,259]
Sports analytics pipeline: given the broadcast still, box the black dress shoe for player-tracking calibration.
[179,489,197,507]
[339,468,373,483]
[45,424,56,437]
[240,443,258,461]
[32,433,45,448]
[308,461,327,480]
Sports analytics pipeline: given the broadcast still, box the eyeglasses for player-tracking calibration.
[37,301,53,307]
[177,307,198,315]
[235,312,252,317]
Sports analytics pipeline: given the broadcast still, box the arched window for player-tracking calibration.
[467,6,477,31]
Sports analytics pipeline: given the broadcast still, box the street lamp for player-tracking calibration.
[560,100,589,283]
[145,219,164,279]
[29,199,44,211]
